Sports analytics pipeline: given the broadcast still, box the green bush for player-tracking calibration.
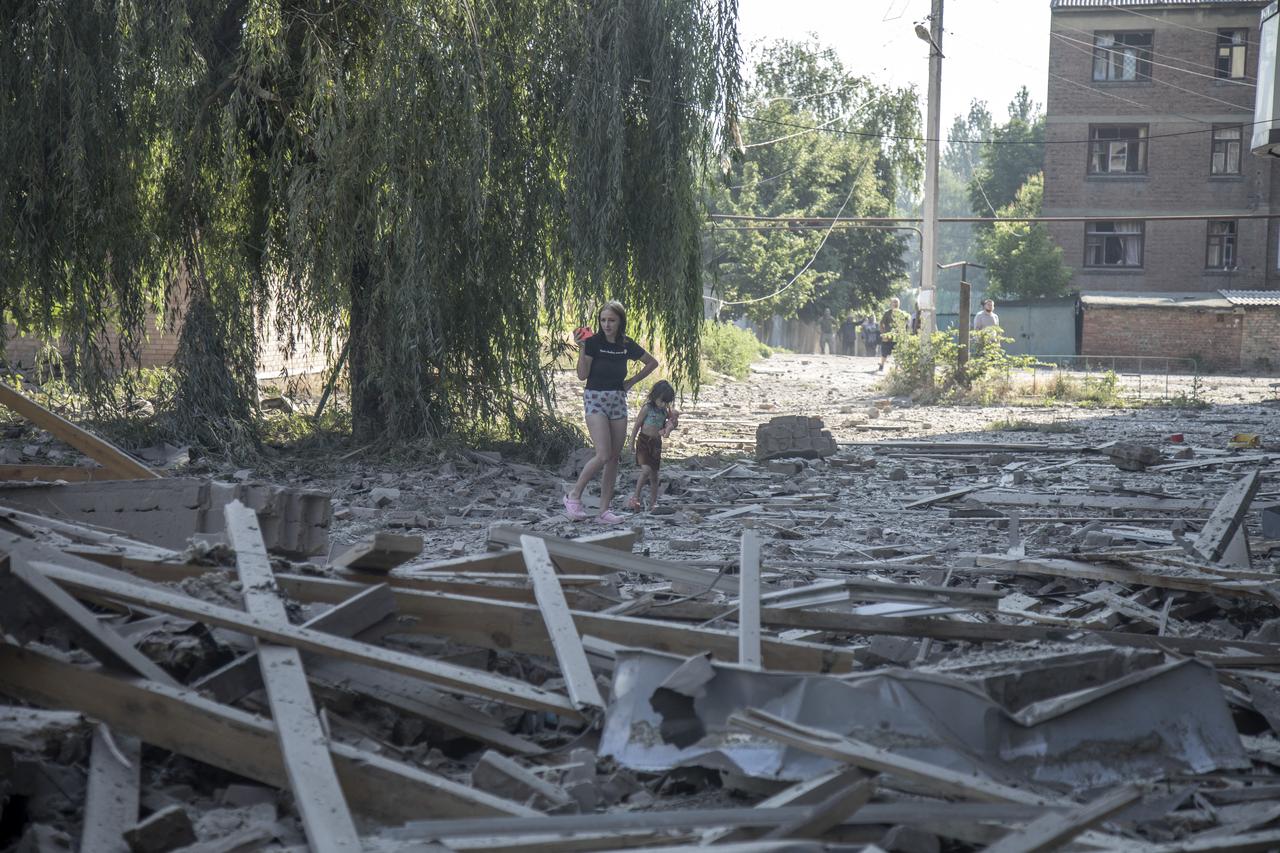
[884,329,1034,403]
[701,321,766,380]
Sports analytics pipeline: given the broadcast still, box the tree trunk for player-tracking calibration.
[348,251,384,443]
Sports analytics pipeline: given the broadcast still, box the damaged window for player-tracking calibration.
[1085,220,1144,268]
[1206,219,1238,270]
[1089,125,1148,174]
[1093,31,1153,82]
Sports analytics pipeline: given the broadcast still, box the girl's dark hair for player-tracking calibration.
[647,380,675,406]
[597,300,626,341]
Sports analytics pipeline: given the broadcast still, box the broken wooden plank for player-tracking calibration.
[332,532,423,573]
[738,529,762,669]
[418,529,637,575]
[703,768,871,845]
[520,534,604,713]
[983,784,1141,853]
[1194,471,1262,564]
[34,560,584,721]
[81,727,141,853]
[902,483,989,509]
[224,501,359,853]
[0,644,536,823]
[274,575,858,672]
[654,599,1280,658]
[759,777,875,840]
[727,708,1056,805]
[489,527,738,594]
[0,382,159,480]
[969,490,1211,512]
[970,556,1271,601]
[0,464,109,482]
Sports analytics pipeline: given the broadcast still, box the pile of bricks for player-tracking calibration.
[754,415,837,461]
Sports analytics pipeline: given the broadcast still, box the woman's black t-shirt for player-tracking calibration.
[583,333,648,391]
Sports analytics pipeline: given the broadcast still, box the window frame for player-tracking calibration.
[1084,220,1145,269]
[1216,28,1248,80]
[1092,30,1154,82]
[1206,219,1238,270]
[1210,124,1243,176]
[1087,124,1149,175]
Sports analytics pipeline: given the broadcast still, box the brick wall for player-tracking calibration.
[1043,2,1277,294]
[1081,305,1242,369]
[1240,306,1280,371]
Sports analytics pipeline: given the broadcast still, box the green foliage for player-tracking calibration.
[969,88,1045,218]
[0,0,742,447]
[986,417,1082,434]
[701,320,766,380]
[708,37,921,324]
[1041,370,1126,407]
[884,330,1034,403]
[977,174,1072,299]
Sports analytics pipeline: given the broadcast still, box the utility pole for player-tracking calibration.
[918,0,944,337]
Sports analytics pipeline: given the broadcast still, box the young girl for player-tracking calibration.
[627,380,680,511]
[564,301,658,524]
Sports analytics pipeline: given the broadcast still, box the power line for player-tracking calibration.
[1050,30,1254,89]
[1053,22,1256,83]
[1048,34,1250,111]
[710,212,1280,224]
[1092,0,1259,45]
[714,160,869,307]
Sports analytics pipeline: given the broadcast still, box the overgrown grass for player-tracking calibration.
[701,320,770,380]
[985,417,1082,433]
[1038,370,1126,407]
[882,330,1034,404]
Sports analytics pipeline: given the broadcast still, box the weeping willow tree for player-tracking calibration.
[0,1,741,444]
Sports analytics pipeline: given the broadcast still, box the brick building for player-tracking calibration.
[1043,0,1280,366]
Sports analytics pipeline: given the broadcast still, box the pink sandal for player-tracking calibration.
[625,496,643,511]
[596,510,624,525]
[563,494,588,520]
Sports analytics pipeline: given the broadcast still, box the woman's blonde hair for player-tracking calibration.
[597,300,627,340]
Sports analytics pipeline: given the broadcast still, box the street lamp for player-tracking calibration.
[916,1,944,338]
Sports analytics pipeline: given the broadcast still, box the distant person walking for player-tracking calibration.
[878,297,912,372]
[839,312,858,356]
[564,301,659,524]
[861,316,879,358]
[973,298,1000,332]
[818,309,836,355]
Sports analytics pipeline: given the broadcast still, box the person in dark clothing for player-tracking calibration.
[818,309,836,355]
[839,313,858,356]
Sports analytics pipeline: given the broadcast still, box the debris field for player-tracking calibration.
[4,358,1280,852]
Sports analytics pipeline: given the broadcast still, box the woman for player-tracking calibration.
[564,301,658,524]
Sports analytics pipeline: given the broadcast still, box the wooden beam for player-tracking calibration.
[651,600,1280,657]
[0,382,159,480]
[728,708,1057,806]
[224,501,359,853]
[81,727,140,853]
[520,535,604,713]
[34,560,584,721]
[969,490,1210,512]
[759,778,875,840]
[332,532,423,573]
[0,644,536,823]
[489,527,738,593]
[415,529,637,575]
[983,785,1141,853]
[738,530,762,669]
[970,556,1271,601]
[1194,471,1261,563]
[273,575,858,673]
[703,768,870,845]
[0,464,109,483]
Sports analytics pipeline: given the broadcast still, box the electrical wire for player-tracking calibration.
[1050,30,1254,91]
[713,160,868,307]
[1053,22,1255,82]
[1095,0,1260,44]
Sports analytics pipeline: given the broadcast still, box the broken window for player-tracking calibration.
[1085,221,1144,268]
[1089,125,1148,174]
[1216,29,1247,79]
[1093,31,1153,81]
[1211,125,1242,175]
[1206,220,1238,270]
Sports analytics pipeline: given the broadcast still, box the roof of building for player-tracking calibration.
[1051,0,1267,8]
[1218,289,1280,305]
[1079,291,1233,308]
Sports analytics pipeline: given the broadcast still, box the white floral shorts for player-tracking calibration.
[584,389,628,420]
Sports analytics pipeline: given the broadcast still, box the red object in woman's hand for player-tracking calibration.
[574,326,593,342]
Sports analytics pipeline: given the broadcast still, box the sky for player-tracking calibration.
[736,0,1051,126]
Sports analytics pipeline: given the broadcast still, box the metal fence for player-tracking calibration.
[1012,354,1201,402]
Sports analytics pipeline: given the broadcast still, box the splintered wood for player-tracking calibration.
[2,420,1280,851]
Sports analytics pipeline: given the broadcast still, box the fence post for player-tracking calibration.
[958,279,971,384]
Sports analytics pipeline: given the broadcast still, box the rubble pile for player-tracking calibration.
[3,369,1280,852]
